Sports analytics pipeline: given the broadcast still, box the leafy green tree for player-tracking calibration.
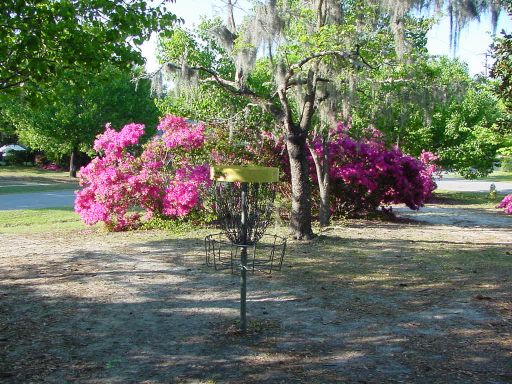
[491,1,512,162]
[0,0,177,94]
[352,57,504,177]
[156,19,275,138]
[3,66,159,176]
[155,2,403,238]
[0,108,17,145]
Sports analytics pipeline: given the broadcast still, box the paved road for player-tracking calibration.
[0,177,511,211]
[436,177,512,194]
[0,190,75,210]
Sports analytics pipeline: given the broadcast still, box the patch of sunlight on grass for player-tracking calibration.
[0,207,86,234]
[433,190,506,208]
[0,184,77,195]
[443,170,512,182]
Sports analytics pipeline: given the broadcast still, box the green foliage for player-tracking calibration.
[352,57,504,177]
[2,66,159,164]
[140,211,214,234]
[490,4,512,160]
[0,0,177,94]
[500,156,512,172]
[157,19,276,140]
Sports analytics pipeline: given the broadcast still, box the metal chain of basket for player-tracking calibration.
[213,181,276,246]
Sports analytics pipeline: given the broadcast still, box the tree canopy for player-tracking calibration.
[0,0,177,93]
[2,66,159,175]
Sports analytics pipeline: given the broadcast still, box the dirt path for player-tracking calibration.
[1,215,511,383]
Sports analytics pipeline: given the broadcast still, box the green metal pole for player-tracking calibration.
[240,182,248,333]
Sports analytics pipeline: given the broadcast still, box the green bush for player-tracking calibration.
[2,151,16,164]
[501,156,512,172]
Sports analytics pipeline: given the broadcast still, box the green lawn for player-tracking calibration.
[479,170,512,182]
[432,190,508,208]
[0,184,78,195]
[444,170,512,182]
[0,207,87,234]
[0,165,78,194]
[0,165,73,180]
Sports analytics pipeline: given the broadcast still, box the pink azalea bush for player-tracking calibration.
[498,194,512,214]
[39,163,62,171]
[317,122,438,216]
[158,115,205,150]
[245,121,438,218]
[75,116,210,231]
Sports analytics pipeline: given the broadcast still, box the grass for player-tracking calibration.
[479,170,512,182]
[431,189,508,208]
[444,170,512,182]
[0,207,87,234]
[0,165,72,179]
[0,184,78,195]
[0,165,78,195]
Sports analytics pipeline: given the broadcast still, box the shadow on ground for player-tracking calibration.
[0,224,511,383]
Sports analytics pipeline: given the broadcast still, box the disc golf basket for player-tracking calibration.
[205,165,286,332]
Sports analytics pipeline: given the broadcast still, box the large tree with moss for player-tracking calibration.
[154,0,504,239]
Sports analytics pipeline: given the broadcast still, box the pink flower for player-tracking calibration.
[75,117,210,230]
[498,194,512,214]
[158,115,205,151]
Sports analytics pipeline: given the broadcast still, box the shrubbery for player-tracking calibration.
[309,122,438,217]
[250,121,438,218]
[75,117,210,231]
[498,195,512,214]
[75,115,438,230]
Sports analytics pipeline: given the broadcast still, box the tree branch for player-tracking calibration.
[160,62,283,120]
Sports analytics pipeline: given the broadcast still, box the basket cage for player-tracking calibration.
[213,181,276,246]
[205,232,286,274]
[205,180,285,273]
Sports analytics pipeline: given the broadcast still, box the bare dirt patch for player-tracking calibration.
[1,217,511,383]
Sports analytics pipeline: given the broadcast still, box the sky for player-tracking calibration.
[140,1,512,76]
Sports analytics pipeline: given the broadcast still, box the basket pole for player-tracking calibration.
[240,182,248,332]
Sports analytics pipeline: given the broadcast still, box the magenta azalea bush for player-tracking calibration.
[249,121,438,217]
[75,116,210,231]
[498,194,512,214]
[314,122,438,216]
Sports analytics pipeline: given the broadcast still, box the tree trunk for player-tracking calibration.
[286,133,314,240]
[309,139,330,227]
[318,181,330,227]
[69,147,77,178]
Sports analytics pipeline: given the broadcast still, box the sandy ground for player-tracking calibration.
[1,211,511,383]
[394,205,512,227]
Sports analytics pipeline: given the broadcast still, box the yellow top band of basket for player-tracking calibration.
[210,165,279,183]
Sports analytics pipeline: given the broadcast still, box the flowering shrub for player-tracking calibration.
[309,122,438,217]
[39,163,62,171]
[240,121,438,218]
[498,194,512,214]
[75,116,210,231]
[158,115,205,151]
